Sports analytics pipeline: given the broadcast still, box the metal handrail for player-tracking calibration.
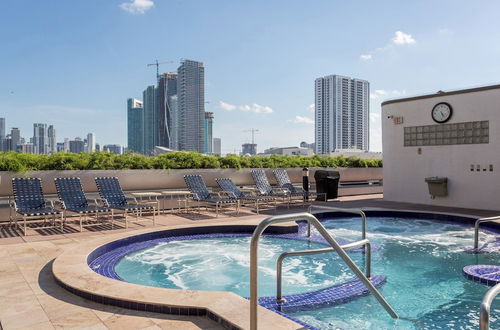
[249,212,398,330]
[474,216,500,250]
[276,238,371,302]
[308,205,367,240]
[480,283,500,330]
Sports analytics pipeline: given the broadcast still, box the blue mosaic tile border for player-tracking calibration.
[463,265,500,286]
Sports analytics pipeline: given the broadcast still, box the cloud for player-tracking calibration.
[370,89,406,100]
[291,115,314,125]
[119,0,154,14]
[219,101,273,113]
[219,101,236,111]
[392,31,416,45]
[308,104,315,113]
[360,31,416,60]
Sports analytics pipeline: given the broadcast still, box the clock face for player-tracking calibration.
[431,102,453,123]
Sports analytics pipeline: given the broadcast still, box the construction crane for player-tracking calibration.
[244,128,259,145]
[147,60,174,80]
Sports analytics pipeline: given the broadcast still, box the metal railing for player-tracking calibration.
[276,238,371,302]
[480,283,500,330]
[249,212,398,330]
[474,216,500,250]
[308,205,367,240]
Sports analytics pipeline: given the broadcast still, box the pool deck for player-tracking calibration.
[1,194,499,329]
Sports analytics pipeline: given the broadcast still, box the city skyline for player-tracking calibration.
[3,1,500,152]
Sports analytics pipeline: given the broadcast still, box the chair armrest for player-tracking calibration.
[45,199,56,208]
[189,192,200,200]
[273,187,290,194]
[93,198,109,207]
[218,191,238,199]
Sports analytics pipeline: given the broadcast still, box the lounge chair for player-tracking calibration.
[184,175,239,217]
[95,177,156,228]
[10,178,64,236]
[215,178,276,214]
[273,169,326,202]
[251,169,292,207]
[54,177,114,232]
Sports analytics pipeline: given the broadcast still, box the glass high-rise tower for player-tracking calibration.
[33,123,48,154]
[204,112,214,154]
[157,73,177,149]
[127,98,144,154]
[177,60,205,153]
[314,75,369,154]
[143,86,157,154]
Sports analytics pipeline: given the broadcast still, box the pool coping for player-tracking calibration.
[52,218,305,330]
[52,208,500,330]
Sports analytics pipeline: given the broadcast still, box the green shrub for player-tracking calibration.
[0,151,382,172]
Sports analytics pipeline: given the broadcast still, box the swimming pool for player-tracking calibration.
[89,215,500,329]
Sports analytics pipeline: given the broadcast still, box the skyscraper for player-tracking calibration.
[143,86,157,154]
[0,118,5,138]
[127,98,144,154]
[69,137,84,153]
[33,123,48,154]
[87,133,96,153]
[213,137,221,156]
[0,118,5,151]
[48,125,56,153]
[204,112,214,154]
[157,73,177,148]
[314,75,369,154]
[169,95,178,150]
[177,60,205,152]
[11,128,20,152]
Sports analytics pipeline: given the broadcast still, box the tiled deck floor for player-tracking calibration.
[0,194,498,329]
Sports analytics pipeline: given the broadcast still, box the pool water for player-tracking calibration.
[114,217,500,329]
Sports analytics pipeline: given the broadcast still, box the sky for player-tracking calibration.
[2,0,500,153]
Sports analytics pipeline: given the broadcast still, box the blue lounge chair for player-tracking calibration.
[95,177,156,228]
[184,175,239,217]
[10,178,63,236]
[273,169,326,202]
[54,177,114,232]
[251,169,292,207]
[216,178,275,214]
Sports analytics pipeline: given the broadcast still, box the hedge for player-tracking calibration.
[0,151,382,172]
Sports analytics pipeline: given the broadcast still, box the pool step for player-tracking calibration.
[257,275,386,313]
[463,265,500,286]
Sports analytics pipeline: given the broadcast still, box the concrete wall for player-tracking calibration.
[382,86,500,211]
[0,167,382,196]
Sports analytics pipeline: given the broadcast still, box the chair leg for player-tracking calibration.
[216,203,219,217]
[60,213,64,231]
[79,214,83,232]
[153,207,156,225]
[256,201,259,214]
[23,215,27,236]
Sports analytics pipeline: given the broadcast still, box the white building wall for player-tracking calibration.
[382,86,500,211]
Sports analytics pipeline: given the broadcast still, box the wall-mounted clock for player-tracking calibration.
[431,102,453,123]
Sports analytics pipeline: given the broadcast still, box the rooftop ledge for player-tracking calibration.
[381,83,500,106]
